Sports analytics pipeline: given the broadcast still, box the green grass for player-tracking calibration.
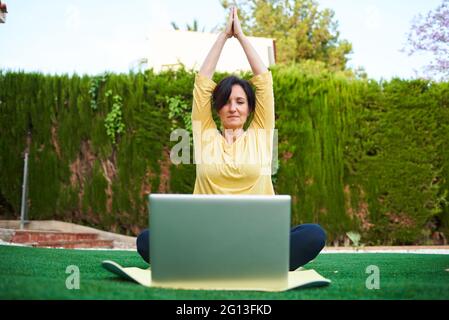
[0,245,448,300]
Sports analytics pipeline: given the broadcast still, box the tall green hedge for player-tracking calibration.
[0,65,448,245]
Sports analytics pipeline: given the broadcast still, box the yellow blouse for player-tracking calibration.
[191,71,275,195]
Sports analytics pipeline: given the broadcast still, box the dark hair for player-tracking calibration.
[212,76,255,113]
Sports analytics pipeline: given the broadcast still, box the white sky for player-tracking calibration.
[0,0,443,80]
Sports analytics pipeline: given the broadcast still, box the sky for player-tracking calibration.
[0,0,443,81]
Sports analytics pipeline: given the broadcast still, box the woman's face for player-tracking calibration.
[218,84,250,130]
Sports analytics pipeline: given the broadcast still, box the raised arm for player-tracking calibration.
[199,8,234,79]
[232,7,268,76]
[232,7,273,130]
[192,8,235,142]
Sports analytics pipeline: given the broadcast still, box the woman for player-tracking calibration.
[137,7,326,271]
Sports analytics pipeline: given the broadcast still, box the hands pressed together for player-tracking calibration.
[199,5,265,79]
[224,6,244,40]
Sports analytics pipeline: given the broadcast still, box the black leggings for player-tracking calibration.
[136,223,326,271]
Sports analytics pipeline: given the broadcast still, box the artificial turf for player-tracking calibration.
[0,245,448,300]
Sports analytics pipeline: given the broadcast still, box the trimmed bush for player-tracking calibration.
[0,66,448,244]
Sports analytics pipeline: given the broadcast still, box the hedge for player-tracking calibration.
[0,64,448,245]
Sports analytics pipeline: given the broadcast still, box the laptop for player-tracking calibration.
[102,193,331,291]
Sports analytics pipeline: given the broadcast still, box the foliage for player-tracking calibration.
[346,231,362,247]
[88,73,108,110]
[220,0,353,71]
[403,0,449,81]
[167,95,192,132]
[0,66,448,244]
[104,92,125,144]
[171,18,207,32]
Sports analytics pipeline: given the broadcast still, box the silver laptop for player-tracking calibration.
[149,193,291,291]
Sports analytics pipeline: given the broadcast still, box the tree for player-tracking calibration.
[403,0,449,81]
[221,0,352,71]
[171,19,207,32]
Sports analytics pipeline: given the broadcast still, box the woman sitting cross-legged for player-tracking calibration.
[137,6,326,271]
